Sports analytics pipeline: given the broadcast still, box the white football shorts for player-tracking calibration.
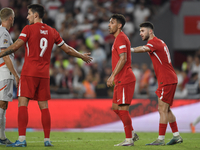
[0,79,13,101]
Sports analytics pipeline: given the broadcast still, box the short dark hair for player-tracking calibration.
[140,21,154,30]
[27,4,45,18]
[111,14,126,29]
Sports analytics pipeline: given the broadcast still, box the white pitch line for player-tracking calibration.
[27,139,121,143]
[24,138,200,143]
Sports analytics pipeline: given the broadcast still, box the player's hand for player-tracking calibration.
[14,75,19,88]
[81,53,93,64]
[107,75,114,87]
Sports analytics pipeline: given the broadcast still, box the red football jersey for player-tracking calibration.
[19,22,64,78]
[146,37,177,87]
[112,32,135,85]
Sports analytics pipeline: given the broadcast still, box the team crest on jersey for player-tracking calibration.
[3,39,8,44]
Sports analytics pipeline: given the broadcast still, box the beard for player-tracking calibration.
[109,27,117,35]
[29,20,34,25]
[109,30,114,34]
[143,34,149,41]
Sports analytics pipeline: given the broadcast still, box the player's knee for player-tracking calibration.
[38,101,48,110]
[112,103,118,110]
[158,105,168,113]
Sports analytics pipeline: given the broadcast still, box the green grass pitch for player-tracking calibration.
[2,131,200,150]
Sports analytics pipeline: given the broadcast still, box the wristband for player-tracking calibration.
[131,48,135,52]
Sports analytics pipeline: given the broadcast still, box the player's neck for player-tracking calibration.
[148,34,155,41]
[1,22,11,31]
[34,18,43,24]
[113,30,122,38]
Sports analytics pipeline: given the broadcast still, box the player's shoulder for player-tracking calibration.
[42,23,58,34]
[116,32,127,41]
[119,32,127,38]
[0,26,9,36]
[148,36,162,45]
[152,36,164,43]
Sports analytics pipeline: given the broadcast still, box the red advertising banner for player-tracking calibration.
[184,16,200,34]
[6,99,200,129]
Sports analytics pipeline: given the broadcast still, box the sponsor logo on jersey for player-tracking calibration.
[40,30,48,35]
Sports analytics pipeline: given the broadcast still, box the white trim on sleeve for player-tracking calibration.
[119,45,126,49]
[20,33,26,37]
[147,43,153,47]
[57,40,64,47]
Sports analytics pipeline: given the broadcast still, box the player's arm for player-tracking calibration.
[0,39,24,58]
[1,48,20,87]
[107,52,127,87]
[131,46,151,53]
[60,43,92,63]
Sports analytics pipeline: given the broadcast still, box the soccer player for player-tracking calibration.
[190,116,200,133]
[107,14,139,146]
[131,22,183,145]
[0,4,92,147]
[0,7,19,145]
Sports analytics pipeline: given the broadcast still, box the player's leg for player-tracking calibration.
[146,97,168,146]
[7,96,29,147]
[158,98,169,139]
[113,104,134,146]
[0,79,13,145]
[190,116,200,133]
[18,96,29,143]
[0,101,8,144]
[113,82,137,146]
[168,108,180,136]
[165,84,183,145]
[166,108,183,145]
[113,102,138,141]
[0,101,7,140]
[37,78,52,146]
[7,76,35,147]
[38,101,52,146]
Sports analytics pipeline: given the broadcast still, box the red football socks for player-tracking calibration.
[18,106,28,136]
[118,110,133,138]
[159,123,167,135]
[41,108,51,138]
[169,121,178,133]
[113,110,119,115]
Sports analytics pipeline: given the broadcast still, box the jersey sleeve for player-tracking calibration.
[53,28,64,47]
[115,36,127,54]
[0,32,11,49]
[146,40,157,53]
[18,25,29,43]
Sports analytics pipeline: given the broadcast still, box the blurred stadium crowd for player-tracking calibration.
[1,0,199,99]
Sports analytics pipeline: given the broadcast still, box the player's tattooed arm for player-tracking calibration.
[0,49,15,58]
[0,39,24,58]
